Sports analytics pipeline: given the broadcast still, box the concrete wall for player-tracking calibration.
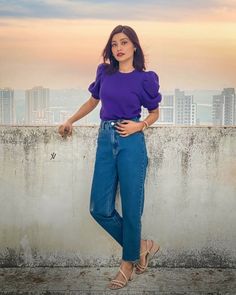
[0,125,235,268]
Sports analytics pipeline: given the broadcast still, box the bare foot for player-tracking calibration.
[108,260,134,289]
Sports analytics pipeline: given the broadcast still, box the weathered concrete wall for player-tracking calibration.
[0,126,235,268]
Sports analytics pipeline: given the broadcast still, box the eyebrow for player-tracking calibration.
[111,38,128,43]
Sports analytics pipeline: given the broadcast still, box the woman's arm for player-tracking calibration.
[138,108,160,131]
[67,96,100,124]
[115,108,160,136]
[58,96,100,137]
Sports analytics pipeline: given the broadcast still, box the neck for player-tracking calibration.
[119,61,134,73]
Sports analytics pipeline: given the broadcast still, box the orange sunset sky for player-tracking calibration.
[0,0,235,91]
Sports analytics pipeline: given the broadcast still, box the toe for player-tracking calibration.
[108,282,114,289]
[109,282,120,289]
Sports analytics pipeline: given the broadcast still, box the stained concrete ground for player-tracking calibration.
[0,267,235,294]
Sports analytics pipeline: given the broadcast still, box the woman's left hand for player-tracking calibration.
[115,120,143,137]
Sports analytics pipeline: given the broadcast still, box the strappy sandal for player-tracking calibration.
[108,266,135,290]
[135,239,160,274]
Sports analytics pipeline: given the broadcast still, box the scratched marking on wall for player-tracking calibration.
[50,152,56,160]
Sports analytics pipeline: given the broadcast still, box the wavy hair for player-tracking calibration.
[101,25,146,74]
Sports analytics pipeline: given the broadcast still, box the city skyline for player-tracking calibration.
[1,86,235,126]
[0,1,235,91]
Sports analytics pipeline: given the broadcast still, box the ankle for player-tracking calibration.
[121,260,133,269]
[141,239,147,248]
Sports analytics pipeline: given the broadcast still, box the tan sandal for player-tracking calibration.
[108,266,135,290]
[135,239,160,274]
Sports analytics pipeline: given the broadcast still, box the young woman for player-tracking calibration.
[58,24,162,290]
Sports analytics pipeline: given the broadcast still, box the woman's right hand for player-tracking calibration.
[58,120,73,137]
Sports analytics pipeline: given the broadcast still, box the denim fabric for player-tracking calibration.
[89,116,149,263]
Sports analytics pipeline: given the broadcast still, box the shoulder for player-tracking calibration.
[141,70,160,97]
[142,70,159,81]
[96,63,109,75]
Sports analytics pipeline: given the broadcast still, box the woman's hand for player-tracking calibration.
[115,120,143,137]
[58,120,73,137]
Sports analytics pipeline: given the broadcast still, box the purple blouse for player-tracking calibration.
[88,63,162,120]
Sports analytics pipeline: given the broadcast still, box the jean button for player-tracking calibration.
[111,122,115,126]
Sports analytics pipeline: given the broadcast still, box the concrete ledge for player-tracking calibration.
[0,126,236,268]
[0,267,236,294]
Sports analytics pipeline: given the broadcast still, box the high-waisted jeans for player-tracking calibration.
[89,116,148,263]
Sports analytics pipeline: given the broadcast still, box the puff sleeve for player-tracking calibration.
[88,63,104,99]
[140,71,162,111]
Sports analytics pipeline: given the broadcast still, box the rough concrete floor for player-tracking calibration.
[0,267,235,294]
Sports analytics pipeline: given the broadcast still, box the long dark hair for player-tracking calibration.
[101,25,146,74]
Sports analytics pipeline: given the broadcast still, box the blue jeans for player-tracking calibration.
[89,116,148,263]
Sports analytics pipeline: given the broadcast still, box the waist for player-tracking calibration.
[100,116,140,130]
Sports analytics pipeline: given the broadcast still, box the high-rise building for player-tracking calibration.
[174,89,196,125]
[0,88,15,125]
[191,103,197,125]
[157,95,174,124]
[212,88,235,126]
[212,94,223,125]
[25,86,50,124]
[222,88,235,125]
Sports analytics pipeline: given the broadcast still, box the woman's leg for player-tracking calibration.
[90,122,148,289]
[117,131,148,263]
[108,130,148,289]
[89,128,123,246]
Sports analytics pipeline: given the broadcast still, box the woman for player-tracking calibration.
[58,24,162,290]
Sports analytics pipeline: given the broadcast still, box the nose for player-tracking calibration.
[117,44,122,51]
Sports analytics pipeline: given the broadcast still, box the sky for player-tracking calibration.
[0,0,235,91]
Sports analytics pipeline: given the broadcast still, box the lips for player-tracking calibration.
[117,53,124,57]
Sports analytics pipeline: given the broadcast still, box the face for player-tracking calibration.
[111,32,136,62]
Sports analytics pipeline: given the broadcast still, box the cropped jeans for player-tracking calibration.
[89,116,148,263]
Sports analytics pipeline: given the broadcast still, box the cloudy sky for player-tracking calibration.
[0,0,235,91]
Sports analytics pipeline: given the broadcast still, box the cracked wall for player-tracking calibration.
[0,126,235,267]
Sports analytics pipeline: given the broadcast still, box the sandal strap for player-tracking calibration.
[140,240,148,256]
[148,240,154,254]
[140,239,153,256]
[118,267,128,283]
[135,263,146,270]
[140,250,148,256]
[136,240,154,272]
[110,279,125,287]
[109,266,134,289]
